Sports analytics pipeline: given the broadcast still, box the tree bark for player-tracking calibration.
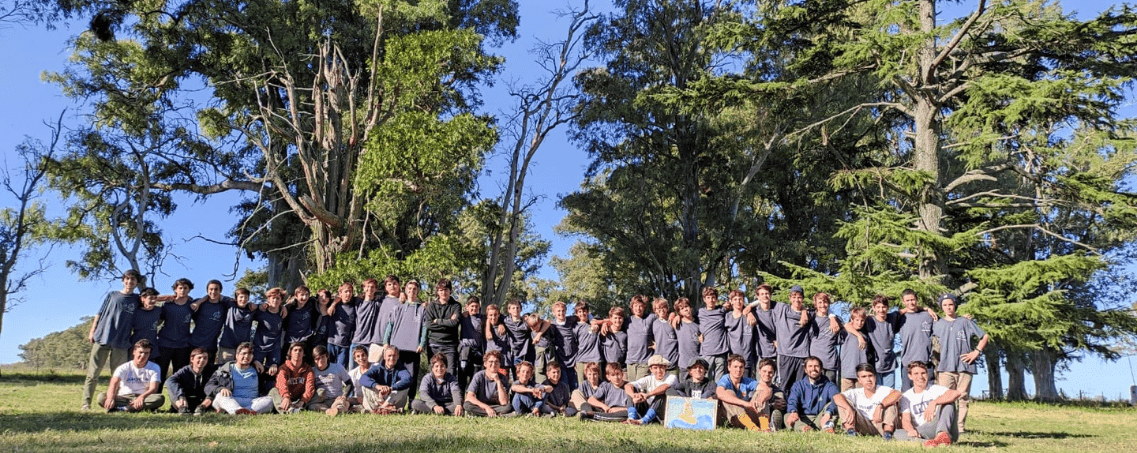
[1029,348,1061,401]
[1005,350,1028,401]
[982,345,1004,400]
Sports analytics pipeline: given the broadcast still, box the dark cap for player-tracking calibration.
[938,293,958,305]
[790,285,804,295]
[688,358,709,370]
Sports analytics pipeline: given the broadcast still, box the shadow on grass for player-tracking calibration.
[958,439,1011,448]
[0,431,824,453]
[979,430,1093,439]
[0,372,88,386]
[0,412,233,433]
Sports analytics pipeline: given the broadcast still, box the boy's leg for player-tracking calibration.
[142,394,166,411]
[533,347,548,384]
[83,343,112,407]
[410,399,434,414]
[251,396,275,414]
[213,395,240,414]
[956,372,973,432]
[268,388,284,409]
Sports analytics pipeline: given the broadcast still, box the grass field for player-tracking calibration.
[1,369,1134,452]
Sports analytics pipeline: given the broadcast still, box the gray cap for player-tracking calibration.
[938,293,958,305]
[790,285,804,295]
[687,358,709,370]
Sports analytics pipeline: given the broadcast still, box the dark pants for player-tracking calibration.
[411,399,461,415]
[777,355,806,391]
[579,402,628,422]
[463,401,513,417]
[428,343,458,379]
[399,349,422,401]
[157,346,192,382]
[459,345,483,389]
[327,343,351,369]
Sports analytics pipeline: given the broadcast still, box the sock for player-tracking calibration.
[641,408,657,424]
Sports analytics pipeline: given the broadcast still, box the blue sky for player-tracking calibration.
[1,0,1134,399]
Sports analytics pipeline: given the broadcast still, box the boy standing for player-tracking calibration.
[697,287,731,382]
[932,294,987,434]
[388,279,427,400]
[82,269,141,410]
[896,289,936,391]
[623,296,656,381]
[771,285,812,392]
[189,280,231,363]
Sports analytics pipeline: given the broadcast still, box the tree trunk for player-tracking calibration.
[983,345,1004,400]
[1005,350,1028,401]
[1029,348,1061,401]
[913,0,946,280]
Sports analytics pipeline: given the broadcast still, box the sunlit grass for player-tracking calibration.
[1,369,1134,452]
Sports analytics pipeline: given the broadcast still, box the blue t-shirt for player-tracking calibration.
[625,314,656,364]
[93,291,139,350]
[190,298,230,350]
[231,364,260,400]
[284,301,317,344]
[130,307,162,352]
[218,300,254,349]
[697,306,730,356]
[326,301,357,347]
[716,374,759,400]
[157,301,194,349]
[253,308,285,366]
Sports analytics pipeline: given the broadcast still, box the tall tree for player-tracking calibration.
[560,0,872,300]
[479,2,598,309]
[39,0,519,288]
[0,113,64,341]
[752,0,1137,400]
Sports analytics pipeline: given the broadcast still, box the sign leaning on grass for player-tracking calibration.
[664,396,717,430]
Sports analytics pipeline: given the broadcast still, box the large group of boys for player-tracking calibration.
[83,269,987,447]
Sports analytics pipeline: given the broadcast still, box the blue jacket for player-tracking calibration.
[359,363,412,391]
[787,375,838,416]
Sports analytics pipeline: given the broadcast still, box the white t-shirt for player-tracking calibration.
[900,384,949,428]
[348,365,369,398]
[630,373,679,394]
[113,361,161,396]
[841,385,895,421]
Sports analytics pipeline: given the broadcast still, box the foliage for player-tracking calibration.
[38,0,521,291]
[17,317,91,369]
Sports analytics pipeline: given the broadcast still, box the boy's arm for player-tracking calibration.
[103,376,121,409]
[962,332,989,364]
[881,389,902,408]
[843,321,867,349]
[828,315,840,333]
[87,315,100,343]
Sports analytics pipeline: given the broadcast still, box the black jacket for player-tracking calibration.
[165,363,218,401]
[423,298,463,346]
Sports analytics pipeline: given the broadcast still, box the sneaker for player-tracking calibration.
[80,404,91,411]
[178,406,193,416]
[194,406,207,416]
[923,431,952,447]
[883,431,893,441]
[846,428,856,437]
[235,408,256,415]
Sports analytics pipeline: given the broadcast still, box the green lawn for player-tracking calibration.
[0,370,1133,452]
